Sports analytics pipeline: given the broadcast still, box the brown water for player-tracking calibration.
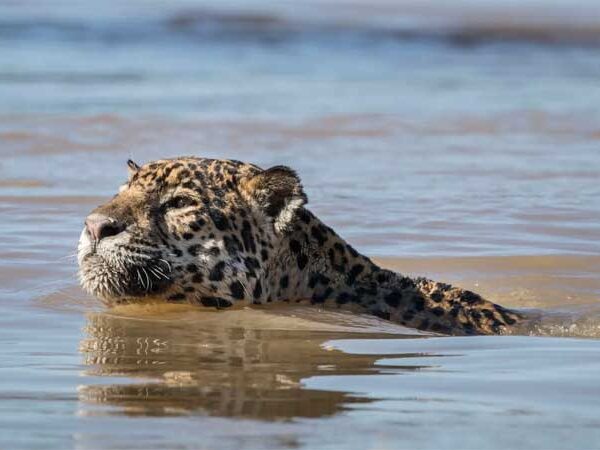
[2,1,600,449]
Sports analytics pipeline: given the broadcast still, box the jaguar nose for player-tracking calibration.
[85,213,125,241]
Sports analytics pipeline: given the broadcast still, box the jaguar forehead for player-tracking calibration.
[129,158,260,193]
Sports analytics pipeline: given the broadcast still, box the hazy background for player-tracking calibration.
[2,0,600,257]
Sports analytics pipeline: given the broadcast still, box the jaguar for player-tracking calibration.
[78,157,523,335]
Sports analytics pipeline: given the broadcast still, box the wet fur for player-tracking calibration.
[78,157,523,335]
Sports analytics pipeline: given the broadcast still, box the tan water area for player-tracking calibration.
[2,0,600,447]
[3,244,600,450]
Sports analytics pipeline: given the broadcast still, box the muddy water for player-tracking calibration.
[2,1,600,449]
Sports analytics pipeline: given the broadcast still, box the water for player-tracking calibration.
[1,1,600,449]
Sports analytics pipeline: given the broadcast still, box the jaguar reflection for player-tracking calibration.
[78,309,428,419]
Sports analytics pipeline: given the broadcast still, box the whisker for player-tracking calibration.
[149,266,169,281]
[141,267,150,293]
[142,267,153,293]
[136,268,146,291]
[59,253,79,261]
[159,258,172,273]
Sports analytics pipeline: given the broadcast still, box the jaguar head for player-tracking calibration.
[77,157,306,306]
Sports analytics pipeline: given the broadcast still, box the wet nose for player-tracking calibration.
[85,213,125,241]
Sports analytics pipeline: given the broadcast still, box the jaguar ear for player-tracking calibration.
[242,165,307,233]
[119,159,141,192]
[127,159,141,177]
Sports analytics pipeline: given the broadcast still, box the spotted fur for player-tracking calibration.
[78,157,523,335]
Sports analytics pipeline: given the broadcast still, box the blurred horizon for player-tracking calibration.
[1,0,600,258]
[0,0,600,45]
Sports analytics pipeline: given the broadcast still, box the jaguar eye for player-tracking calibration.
[162,196,197,210]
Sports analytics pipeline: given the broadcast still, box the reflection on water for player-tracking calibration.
[70,308,600,450]
[77,304,600,426]
[79,310,421,419]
